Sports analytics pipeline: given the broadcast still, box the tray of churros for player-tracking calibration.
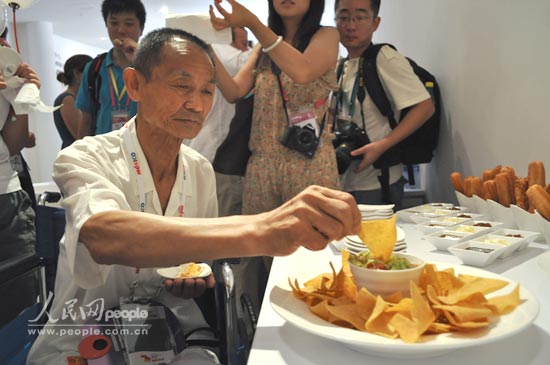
[450,161,550,244]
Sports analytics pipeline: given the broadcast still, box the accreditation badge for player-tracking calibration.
[111,109,129,131]
[288,104,320,137]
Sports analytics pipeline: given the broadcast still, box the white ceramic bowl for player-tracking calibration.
[449,224,493,238]
[416,220,457,234]
[349,252,425,297]
[448,241,506,267]
[430,215,473,225]
[491,228,541,251]
[408,209,458,224]
[470,234,524,258]
[464,220,505,231]
[426,202,455,210]
[454,212,485,221]
[425,230,473,251]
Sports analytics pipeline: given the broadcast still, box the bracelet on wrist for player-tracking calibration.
[262,35,283,53]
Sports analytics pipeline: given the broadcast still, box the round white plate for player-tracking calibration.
[358,204,395,212]
[156,262,212,279]
[270,262,539,359]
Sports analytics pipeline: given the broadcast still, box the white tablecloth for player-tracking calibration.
[248,223,550,365]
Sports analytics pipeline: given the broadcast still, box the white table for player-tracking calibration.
[248,223,550,365]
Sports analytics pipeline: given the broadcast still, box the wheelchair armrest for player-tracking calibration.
[38,191,61,206]
[0,254,43,284]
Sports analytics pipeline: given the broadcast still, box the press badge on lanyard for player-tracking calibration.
[288,104,320,137]
[121,122,186,290]
[109,67,131,131]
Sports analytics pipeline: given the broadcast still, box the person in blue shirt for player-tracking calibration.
[76,0,145,136]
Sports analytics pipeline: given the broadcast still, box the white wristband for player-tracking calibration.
[262,36,283,53]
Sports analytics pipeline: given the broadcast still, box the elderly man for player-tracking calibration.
[28,28,360,364]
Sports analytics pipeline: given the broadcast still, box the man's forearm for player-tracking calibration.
[383,98,435,149]
[80,210,260,267]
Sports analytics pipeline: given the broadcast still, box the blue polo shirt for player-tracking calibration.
[76,49,138,135]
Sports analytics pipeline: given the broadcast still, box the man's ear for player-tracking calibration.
[124,67,141,102]
[373,16,381,32]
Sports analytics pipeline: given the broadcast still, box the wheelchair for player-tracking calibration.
[12,191,257,365]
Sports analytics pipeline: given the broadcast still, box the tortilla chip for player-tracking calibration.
[357,215,397,261]
[486,285,520,315]
[439,277,509,305]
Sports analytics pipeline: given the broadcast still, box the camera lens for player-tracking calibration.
[295,128,316,151]
[335,142,353,174]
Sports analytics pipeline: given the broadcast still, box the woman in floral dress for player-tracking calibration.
[210,0,340,311]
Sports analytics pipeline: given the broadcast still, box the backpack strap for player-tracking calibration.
[87,52,107,136]
[360,43,399,204]
[360,43,397,128]
[336,56,347,82]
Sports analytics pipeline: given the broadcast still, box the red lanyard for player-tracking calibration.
[108,67,131,109]
[122,122,186,274]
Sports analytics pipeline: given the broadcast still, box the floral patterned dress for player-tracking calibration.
[243,59,341,214]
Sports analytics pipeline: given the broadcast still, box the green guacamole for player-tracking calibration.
[349,251,416,270]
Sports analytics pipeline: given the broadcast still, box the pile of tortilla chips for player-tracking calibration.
[289,251,521,343]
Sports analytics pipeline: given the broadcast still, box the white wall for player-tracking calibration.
[373,0,550,203]
[10,1,550,201]
[10,21,106,184]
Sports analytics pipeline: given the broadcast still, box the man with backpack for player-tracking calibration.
[76,0,145,137]
[333,0,435,210]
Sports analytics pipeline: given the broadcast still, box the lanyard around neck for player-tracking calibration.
[121,122,186,217]
[338,61,360,119]
[337,57,367,132]
[109,67,131,109]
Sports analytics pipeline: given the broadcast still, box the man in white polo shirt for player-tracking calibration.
[29,28,360,364]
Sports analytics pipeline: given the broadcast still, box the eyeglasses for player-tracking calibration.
[334,15,371,25]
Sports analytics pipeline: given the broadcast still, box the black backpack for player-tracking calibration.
[86,52,107,136]
[212,92,254,176]
[336,43,441,192]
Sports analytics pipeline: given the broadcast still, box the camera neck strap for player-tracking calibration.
[337,63,360,121]
[271,62,292,127]
[271,61,327,135]
[335,57,368,138]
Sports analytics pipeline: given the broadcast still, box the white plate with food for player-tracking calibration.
[157,262,212,279]
[271,262,539,359]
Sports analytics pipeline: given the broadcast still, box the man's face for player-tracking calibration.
[106,11,143,47]
[232,28,249,51]
[133,42,216,140]
[335,0,380,57]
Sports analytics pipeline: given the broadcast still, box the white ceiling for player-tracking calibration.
[8,0,337,50]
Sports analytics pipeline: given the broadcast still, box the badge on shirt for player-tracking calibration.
[288,104,320,137]
[111,109,129,131]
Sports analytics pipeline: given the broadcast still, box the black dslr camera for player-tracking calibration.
[332,120,369,174]
[280,123,320,158]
